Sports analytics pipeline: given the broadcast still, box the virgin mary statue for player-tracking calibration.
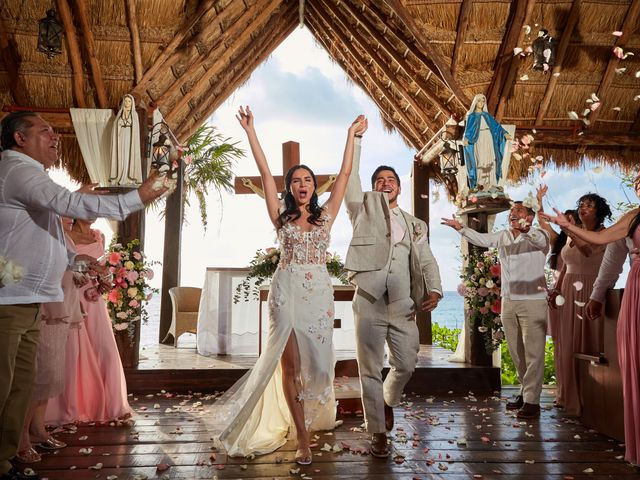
[109,94,142,186]
[462,94,513,191]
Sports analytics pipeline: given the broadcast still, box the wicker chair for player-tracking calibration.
[163,286,201,347]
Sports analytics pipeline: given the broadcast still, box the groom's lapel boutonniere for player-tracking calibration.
[412,222,425,243]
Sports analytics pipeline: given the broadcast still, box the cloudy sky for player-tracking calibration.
[53,27,636,291]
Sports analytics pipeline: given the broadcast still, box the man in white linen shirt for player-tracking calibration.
[585,237,637,321]
[442,202,549,419]
[0,111,167,480]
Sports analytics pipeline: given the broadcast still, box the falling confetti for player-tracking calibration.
[568,111,580,120]
[520,74,530,81]
[514,47,524,56]
[612,31,623,36]
[615,67,627,74]
[555,295,566,306]
[573,281,584,290]
[613,46,624,58]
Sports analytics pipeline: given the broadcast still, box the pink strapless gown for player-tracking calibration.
[619,226,640,465]
[46,230,132,424]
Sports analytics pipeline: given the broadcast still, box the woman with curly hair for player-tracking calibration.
[543,175,640,465]
[548,193,612,416]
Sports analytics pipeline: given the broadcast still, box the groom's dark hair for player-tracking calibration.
[371,165,401,188]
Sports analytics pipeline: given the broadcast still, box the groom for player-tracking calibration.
[344,136,442,458]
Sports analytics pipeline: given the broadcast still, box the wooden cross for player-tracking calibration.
[234,141,335,197]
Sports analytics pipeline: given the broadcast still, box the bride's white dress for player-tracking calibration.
[212,216,337,457]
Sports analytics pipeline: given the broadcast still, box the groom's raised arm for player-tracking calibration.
[344,136,364,224]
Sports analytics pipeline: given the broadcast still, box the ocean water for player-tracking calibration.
[144,290,465,337]
[432,291,465,330]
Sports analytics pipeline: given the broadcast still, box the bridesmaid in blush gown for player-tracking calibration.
[543,176,640,466]
[210,107,367,465]
[49,219,133,422]
[549,193,611,416]
[46,220,109,425]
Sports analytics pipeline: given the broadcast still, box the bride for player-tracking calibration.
[211,107,367,465]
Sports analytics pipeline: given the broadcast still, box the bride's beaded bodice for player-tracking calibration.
[277,215,331,267]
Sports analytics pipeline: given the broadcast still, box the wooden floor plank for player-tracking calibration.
[17,387,640,480]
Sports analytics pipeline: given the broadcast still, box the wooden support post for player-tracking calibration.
[159,164,184,344]
[56,0,86,107]
[115,105,148,368]
[465,212,493,366]
[412,161,432,345]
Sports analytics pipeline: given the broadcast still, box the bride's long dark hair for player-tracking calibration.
[277,165,324,229]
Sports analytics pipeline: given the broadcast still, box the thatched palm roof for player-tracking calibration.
[1,0,638,184]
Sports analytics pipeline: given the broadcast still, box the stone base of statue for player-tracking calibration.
[457,186,512,216]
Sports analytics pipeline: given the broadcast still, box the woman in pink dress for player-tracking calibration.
[543,176,640,465]
[536,185,581,408]
[46,222,109,425]
[549,194,611,416]
[47,219,132,424]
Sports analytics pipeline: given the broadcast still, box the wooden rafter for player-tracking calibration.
[331,0,453,118]
[131,0,216,98]
[164,0,283,122]
[156,1,265,105]
[485,0,528,114]
[0,16,28,105]
[177,11,297,141]
[71,0,107,107]
[384,0,470,107]
[319,0,434,133]
[451,0,473,78]
[309,4,423,144]
[527,130,640,147]
[308,16,418,147]
[586,0,640,129]
[360,0,467,109]
[125,0,143,84]
[55,0,86,107]
[534,0,582,125]
[632,108,640,133]
[495,0,536,121]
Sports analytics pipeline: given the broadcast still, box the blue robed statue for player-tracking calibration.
[462,94,513,191]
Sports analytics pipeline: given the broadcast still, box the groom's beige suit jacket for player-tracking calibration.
[344,140,442,306]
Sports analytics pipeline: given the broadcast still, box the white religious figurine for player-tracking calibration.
[462,94,514,193]
[109,94,142,187]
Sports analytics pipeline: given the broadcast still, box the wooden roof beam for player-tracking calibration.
[585,0,640,129]
[157,0,269,105]
[485,0,528,114]
[451,0,473,78]
[308,17,418,147]
[318,0,435,132]
[163,0,283,122]
[0,16,28,105]
[308,5,423,144]
[383,0,470,107]
[177,13,297,141]
[517,128,640,147]
[330,0,453,118]
[55,0,86,107]
[534,0,582,125]
[131,0,216,98]
[307,17,419,146]
[359,0,467,110]
[495,0,537,121]
[125,0,143,84]
[70,0,107,107]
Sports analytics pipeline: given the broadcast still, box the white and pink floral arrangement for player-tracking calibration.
[104,239,158,334]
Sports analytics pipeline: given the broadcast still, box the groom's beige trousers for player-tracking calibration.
[353,290,419,434]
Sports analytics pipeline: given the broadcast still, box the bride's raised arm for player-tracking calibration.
[541,207,639,245]
[236,106,281,227]
[324,115,368,220]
